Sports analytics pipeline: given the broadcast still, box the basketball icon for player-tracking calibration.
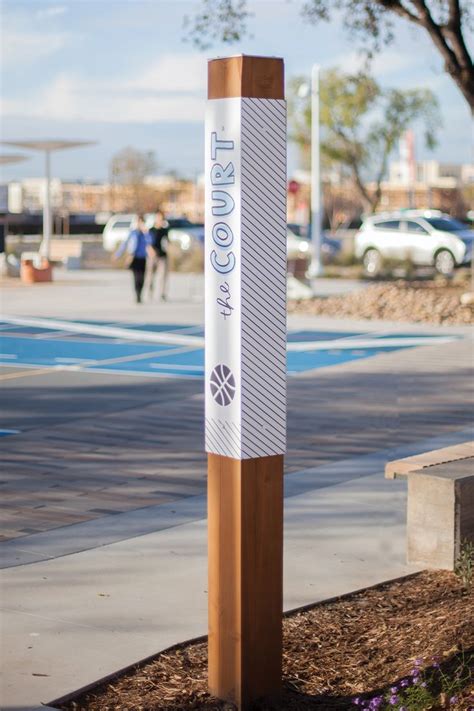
[210,364,236,406]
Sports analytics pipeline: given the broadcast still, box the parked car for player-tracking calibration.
[103,214,203,255]
[287,228,310,260]
[103,214,136,252]
[320,232,342,262]
[288,223,342,263]
[354,210,474,277]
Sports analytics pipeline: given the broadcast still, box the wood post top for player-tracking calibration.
[208,55,284,100]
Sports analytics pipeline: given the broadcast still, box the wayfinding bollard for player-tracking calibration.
[205,55,287,709]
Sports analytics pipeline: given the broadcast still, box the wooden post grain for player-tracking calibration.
[206,55,286,709]
[208,453,283,707]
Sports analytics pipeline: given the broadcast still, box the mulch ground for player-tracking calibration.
[288,280,474,325]
[59,571,473,711]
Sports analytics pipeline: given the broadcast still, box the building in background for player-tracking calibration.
[2,157,472,237]
[379,159,473,215]
[3,175,204,230]
[288,158,473,229]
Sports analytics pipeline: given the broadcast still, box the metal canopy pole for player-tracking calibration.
[42,150,52,258]
[0,139,96,261]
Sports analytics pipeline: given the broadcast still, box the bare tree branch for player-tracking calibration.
[187,0,474,110]
[377,0,420,24]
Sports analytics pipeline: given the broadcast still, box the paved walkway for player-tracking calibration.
[1,330,471,543]
[1,428,472,711]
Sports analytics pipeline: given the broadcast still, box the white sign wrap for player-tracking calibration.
[205,97,287,459]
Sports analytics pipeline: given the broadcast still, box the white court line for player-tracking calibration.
[2,316,204,347]
[0,354,17,359]
[287,335,456,352]
[149,363,204,371]
[0,361,201,380]
[54,357,96,363]
[1,315,457,352]
[79,366,202,380]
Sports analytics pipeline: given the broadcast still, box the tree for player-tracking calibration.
[109,147,157,213]
[185,1,474,112]
[288,69,439,211]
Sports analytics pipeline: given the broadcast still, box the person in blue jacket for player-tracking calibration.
[115,215,149,303]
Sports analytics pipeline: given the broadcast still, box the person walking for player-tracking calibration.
[146,208,169,301]
[115,215,148,303]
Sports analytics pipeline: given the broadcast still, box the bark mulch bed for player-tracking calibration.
[288,281,474,325]
[58,571,473,710]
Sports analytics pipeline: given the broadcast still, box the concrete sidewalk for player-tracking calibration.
[1,269,472,710]
[1,270,370,324]
[2,427,472,711]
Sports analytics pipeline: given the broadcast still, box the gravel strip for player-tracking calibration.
[289,281,474,325]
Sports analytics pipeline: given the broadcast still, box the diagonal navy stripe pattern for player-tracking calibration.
[239,97,287,458]
[205,96,287,460]
[206,416,241,458]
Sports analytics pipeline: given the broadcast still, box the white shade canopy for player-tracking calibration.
[0,154,29,165]
[1,139,97,259]
[1,139,96,152]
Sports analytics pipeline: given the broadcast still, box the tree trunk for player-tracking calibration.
[350,166,378,214]
[446,64,474,113]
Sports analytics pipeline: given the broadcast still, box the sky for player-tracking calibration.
[1,0,473,183]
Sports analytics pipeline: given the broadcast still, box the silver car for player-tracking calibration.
[355,211,474,276]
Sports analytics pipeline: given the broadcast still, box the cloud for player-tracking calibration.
[36,5,68,19]
[329,50,416,78]
[1,5,69,67]
[1,54,207,124]
[134,54,207,94]
[2,28,68,66]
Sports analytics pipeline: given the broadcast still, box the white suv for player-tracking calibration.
[355,211,474,276]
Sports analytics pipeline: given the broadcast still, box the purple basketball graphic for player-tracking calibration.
[210,364,236,406]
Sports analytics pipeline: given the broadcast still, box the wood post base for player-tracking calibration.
[208,453,283,709]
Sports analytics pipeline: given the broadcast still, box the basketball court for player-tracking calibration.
[0,315,457,379]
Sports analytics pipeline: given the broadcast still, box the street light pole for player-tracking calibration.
[309,64,323,278]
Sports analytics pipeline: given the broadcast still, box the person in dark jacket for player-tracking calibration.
[115,215,148,303]
[146,209,169,301]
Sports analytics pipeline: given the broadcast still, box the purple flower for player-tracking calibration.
[414,658,423,666]
[369,696,383,710]
[400,679,409,688]
[390,686,398,693]
[421,682,427,688]
[353,698,361,706]
[389,695,399,706]
[449,697,458,705]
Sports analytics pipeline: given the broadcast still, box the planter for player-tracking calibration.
[20,253,53,283]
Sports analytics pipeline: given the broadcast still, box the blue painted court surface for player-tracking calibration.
[0,318,456,379]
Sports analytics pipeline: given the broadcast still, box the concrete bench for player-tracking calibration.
[49,239,83,269]
[406,458,474,570]
[385,441,473,480]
